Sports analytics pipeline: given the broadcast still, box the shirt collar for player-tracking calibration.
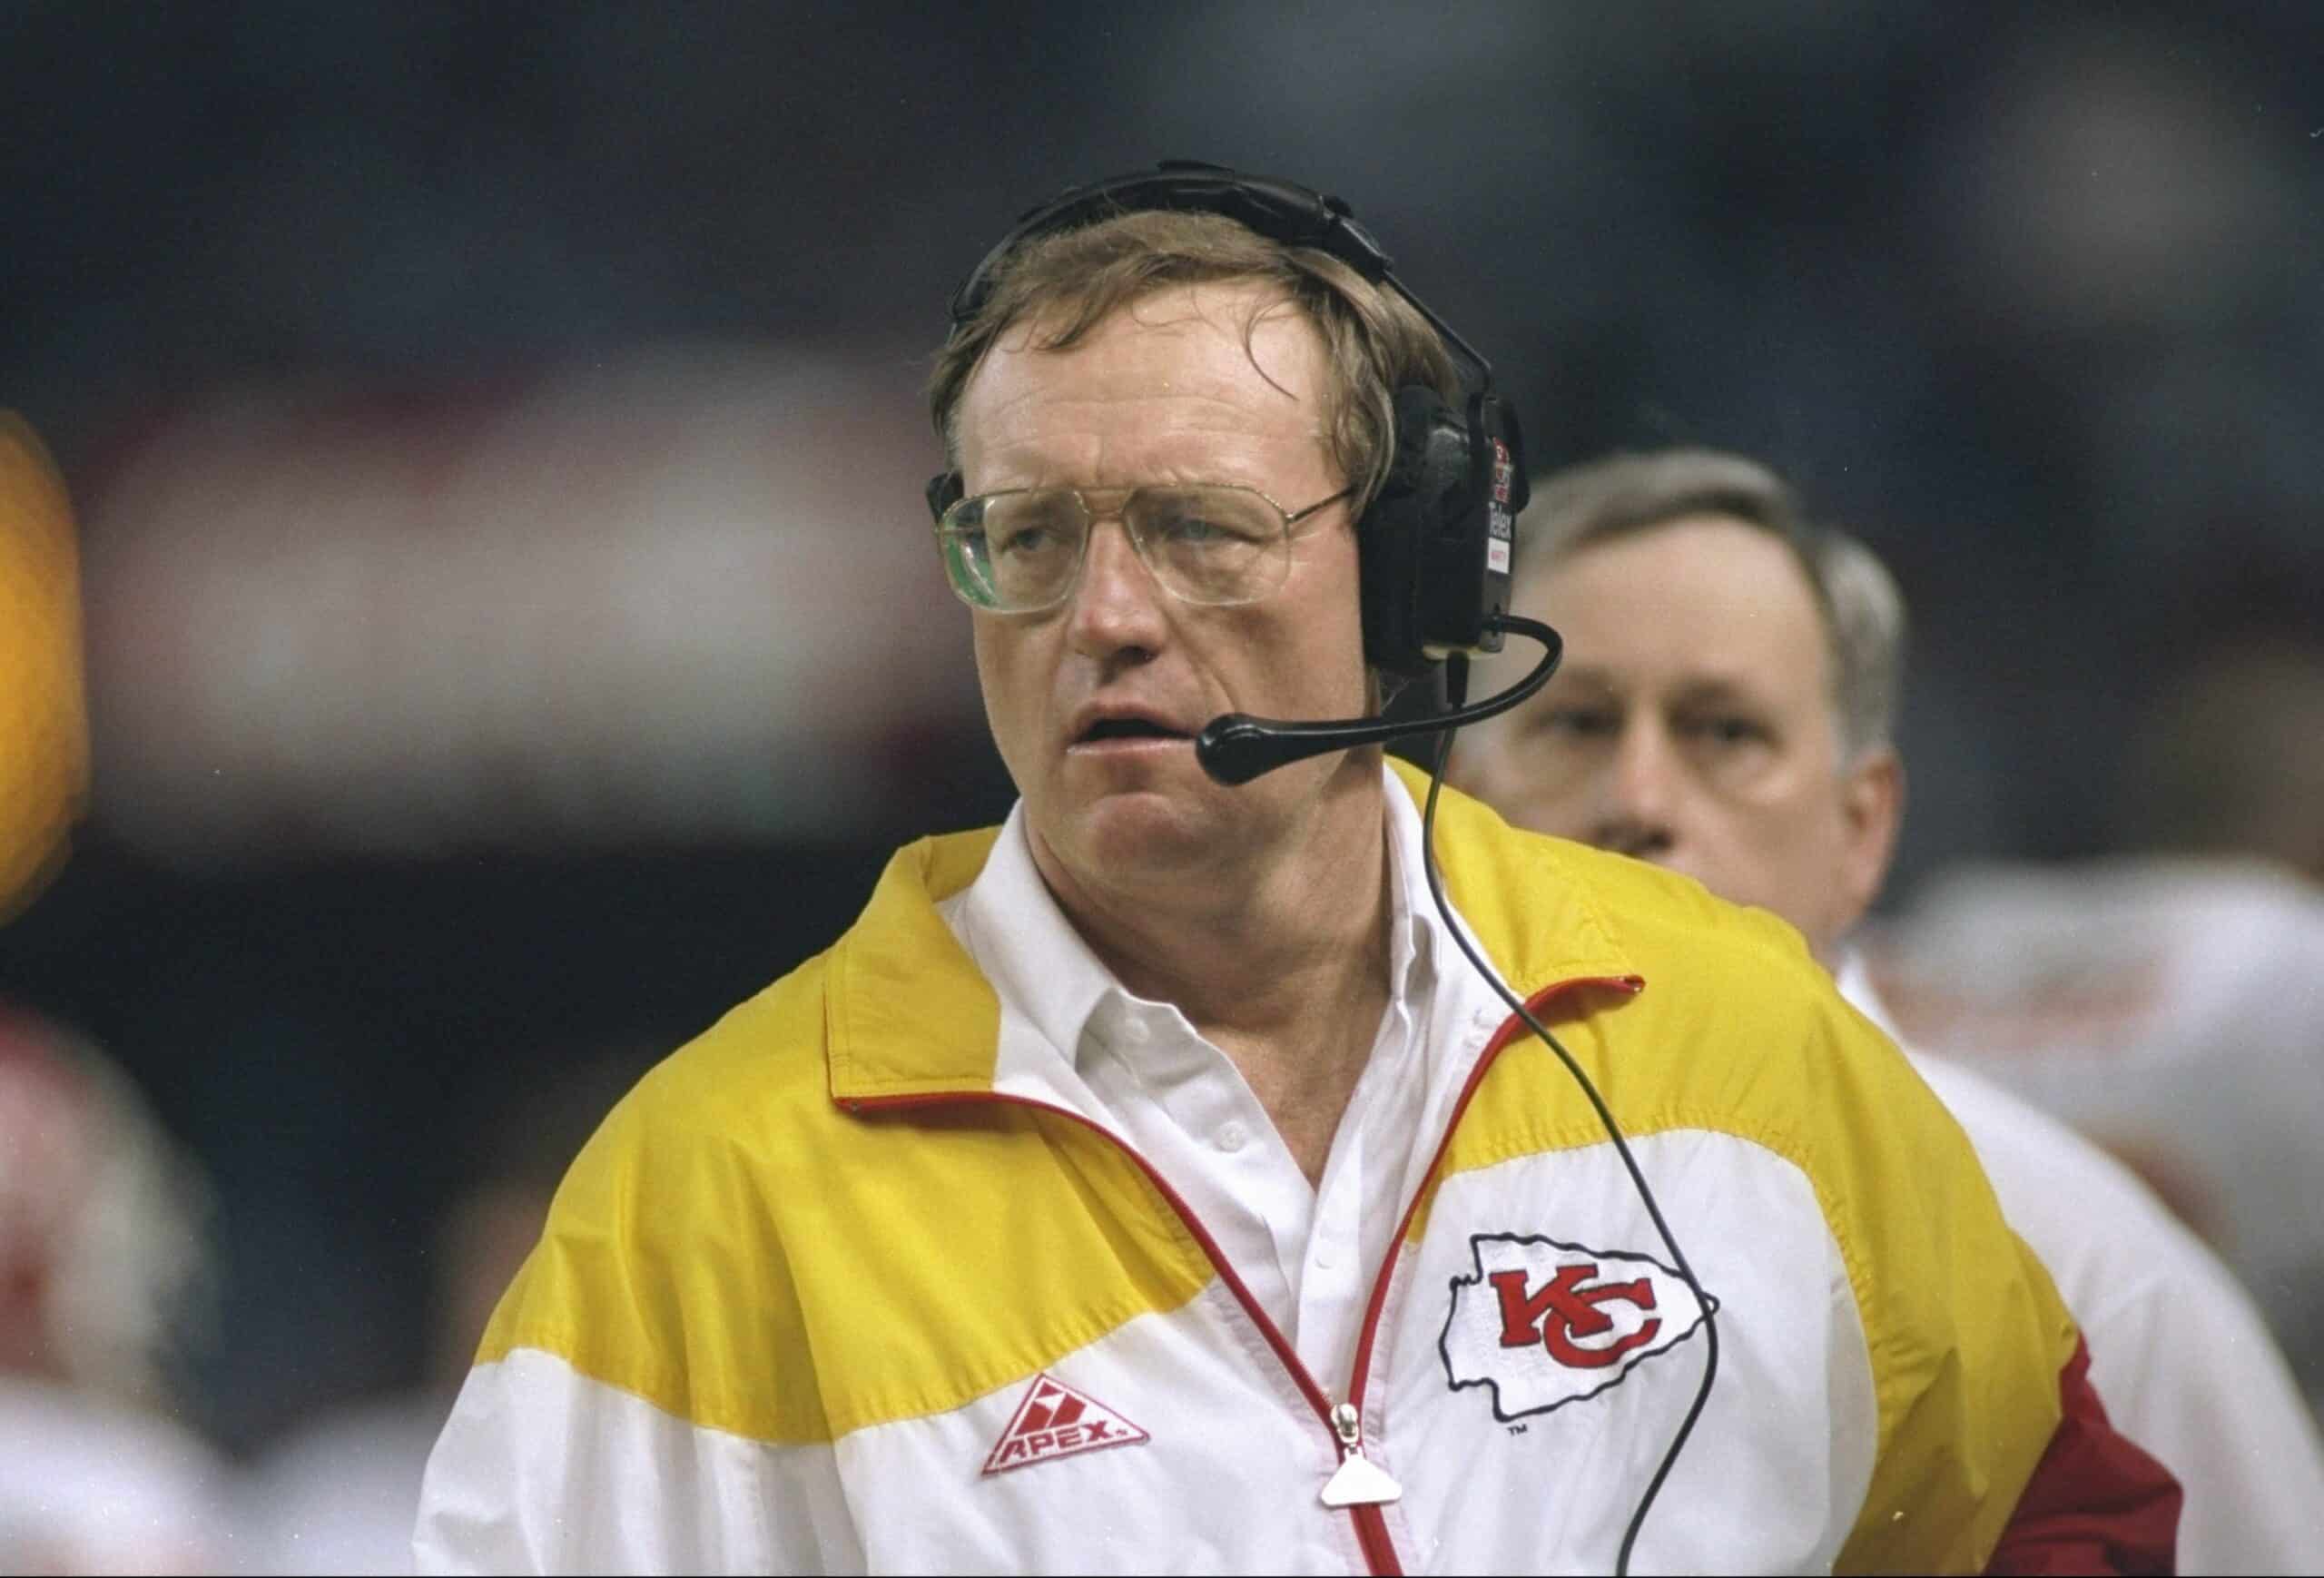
[832,761,1642,1107]
[1380,759,1442,1001]
[950,798,1121,1071]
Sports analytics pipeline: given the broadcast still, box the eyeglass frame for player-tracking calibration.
[931,481,1355,615]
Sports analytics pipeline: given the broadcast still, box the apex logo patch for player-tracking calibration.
[1440,1232,1716,1422]
[981,1373,1150,1476]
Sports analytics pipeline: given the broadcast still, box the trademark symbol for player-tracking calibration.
[1506,1422,1529,1436]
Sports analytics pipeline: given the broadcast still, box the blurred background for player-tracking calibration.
[3,1,2319,1567]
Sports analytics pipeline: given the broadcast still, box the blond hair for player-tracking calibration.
[927,209,1459,510]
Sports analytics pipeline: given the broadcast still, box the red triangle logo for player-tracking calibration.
[980,1372,1150,1476]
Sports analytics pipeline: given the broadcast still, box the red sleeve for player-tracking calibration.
[1984,1335,2182,1575]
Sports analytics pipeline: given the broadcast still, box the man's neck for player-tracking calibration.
[1029,764,1397,1181]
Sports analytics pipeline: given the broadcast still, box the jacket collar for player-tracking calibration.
[825,759,1640,1107]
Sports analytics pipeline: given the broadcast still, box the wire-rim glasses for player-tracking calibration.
[934,484,1353,613]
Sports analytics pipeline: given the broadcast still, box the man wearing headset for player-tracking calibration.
[416,169,2178,1573]
[1448,448,2324,1573]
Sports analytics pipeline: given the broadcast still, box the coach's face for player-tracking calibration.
[952,281,1372,897]
[1453,517,1897,960]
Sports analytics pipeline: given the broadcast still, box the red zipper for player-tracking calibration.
[1336,975,1642,1567]
[838,973,1637,1575]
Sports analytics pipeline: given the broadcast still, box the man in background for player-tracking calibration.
[1452,446,2324,1572]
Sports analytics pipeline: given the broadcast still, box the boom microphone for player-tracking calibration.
[1194,615,1562,785]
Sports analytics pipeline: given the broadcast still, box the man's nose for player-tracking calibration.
[1063,518,1169,662]
[1594,723,1679,861]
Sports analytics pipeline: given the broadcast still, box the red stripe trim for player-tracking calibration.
[1354,1497,1403,1576]
[1984,1333,2181,1575]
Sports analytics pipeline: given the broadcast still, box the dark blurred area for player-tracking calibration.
[2,0,2319,1561]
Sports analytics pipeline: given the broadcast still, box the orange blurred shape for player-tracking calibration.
[0,413,88,920]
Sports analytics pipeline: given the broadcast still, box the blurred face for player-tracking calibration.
[952,281,1372,897]
[1452,516,1898,959]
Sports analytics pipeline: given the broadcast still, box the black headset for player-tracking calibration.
[927,158,1528,685]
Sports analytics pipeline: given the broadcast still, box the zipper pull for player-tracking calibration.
[1319,1401,1403,1507]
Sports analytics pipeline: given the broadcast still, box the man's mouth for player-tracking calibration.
[1072,716,1190,746]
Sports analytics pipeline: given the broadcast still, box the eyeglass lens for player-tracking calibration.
[947,487,1287,609]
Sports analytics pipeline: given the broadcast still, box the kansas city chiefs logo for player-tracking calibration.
[1440,1233,1715,1421]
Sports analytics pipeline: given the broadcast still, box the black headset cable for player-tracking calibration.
[1418,627,1720,1577]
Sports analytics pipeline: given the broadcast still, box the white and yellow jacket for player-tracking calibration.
[415,766,2176,1574]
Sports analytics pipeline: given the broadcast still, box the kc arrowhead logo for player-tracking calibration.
[1440,1233,1715,1422]
[981,1373,1150,1476]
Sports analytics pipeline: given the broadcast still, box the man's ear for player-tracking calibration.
[1837,745,1905,932]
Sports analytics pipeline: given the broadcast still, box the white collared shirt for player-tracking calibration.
[937,764,1509,1393]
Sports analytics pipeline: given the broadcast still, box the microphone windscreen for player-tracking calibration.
[1193,715,1284,786]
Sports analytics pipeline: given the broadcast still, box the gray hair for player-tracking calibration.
[1519,449,1905,761]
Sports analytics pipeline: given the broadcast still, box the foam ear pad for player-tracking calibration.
[1359,385,1476,676]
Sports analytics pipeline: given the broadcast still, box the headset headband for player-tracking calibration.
[945,159,1496,390]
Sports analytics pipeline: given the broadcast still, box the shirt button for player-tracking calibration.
[1119,1017,1151,1046]
[1216,1119,1248,1153]
[1314,1242,1336,1270]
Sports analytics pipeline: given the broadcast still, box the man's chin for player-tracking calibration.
[1039,786,1236,883]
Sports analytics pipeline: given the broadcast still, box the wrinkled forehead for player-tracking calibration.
[967,281,1326,405]
[956,284,1337,488]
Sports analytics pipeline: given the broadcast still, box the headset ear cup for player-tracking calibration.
[926,470,964,525]
[1359,386,1471,677]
